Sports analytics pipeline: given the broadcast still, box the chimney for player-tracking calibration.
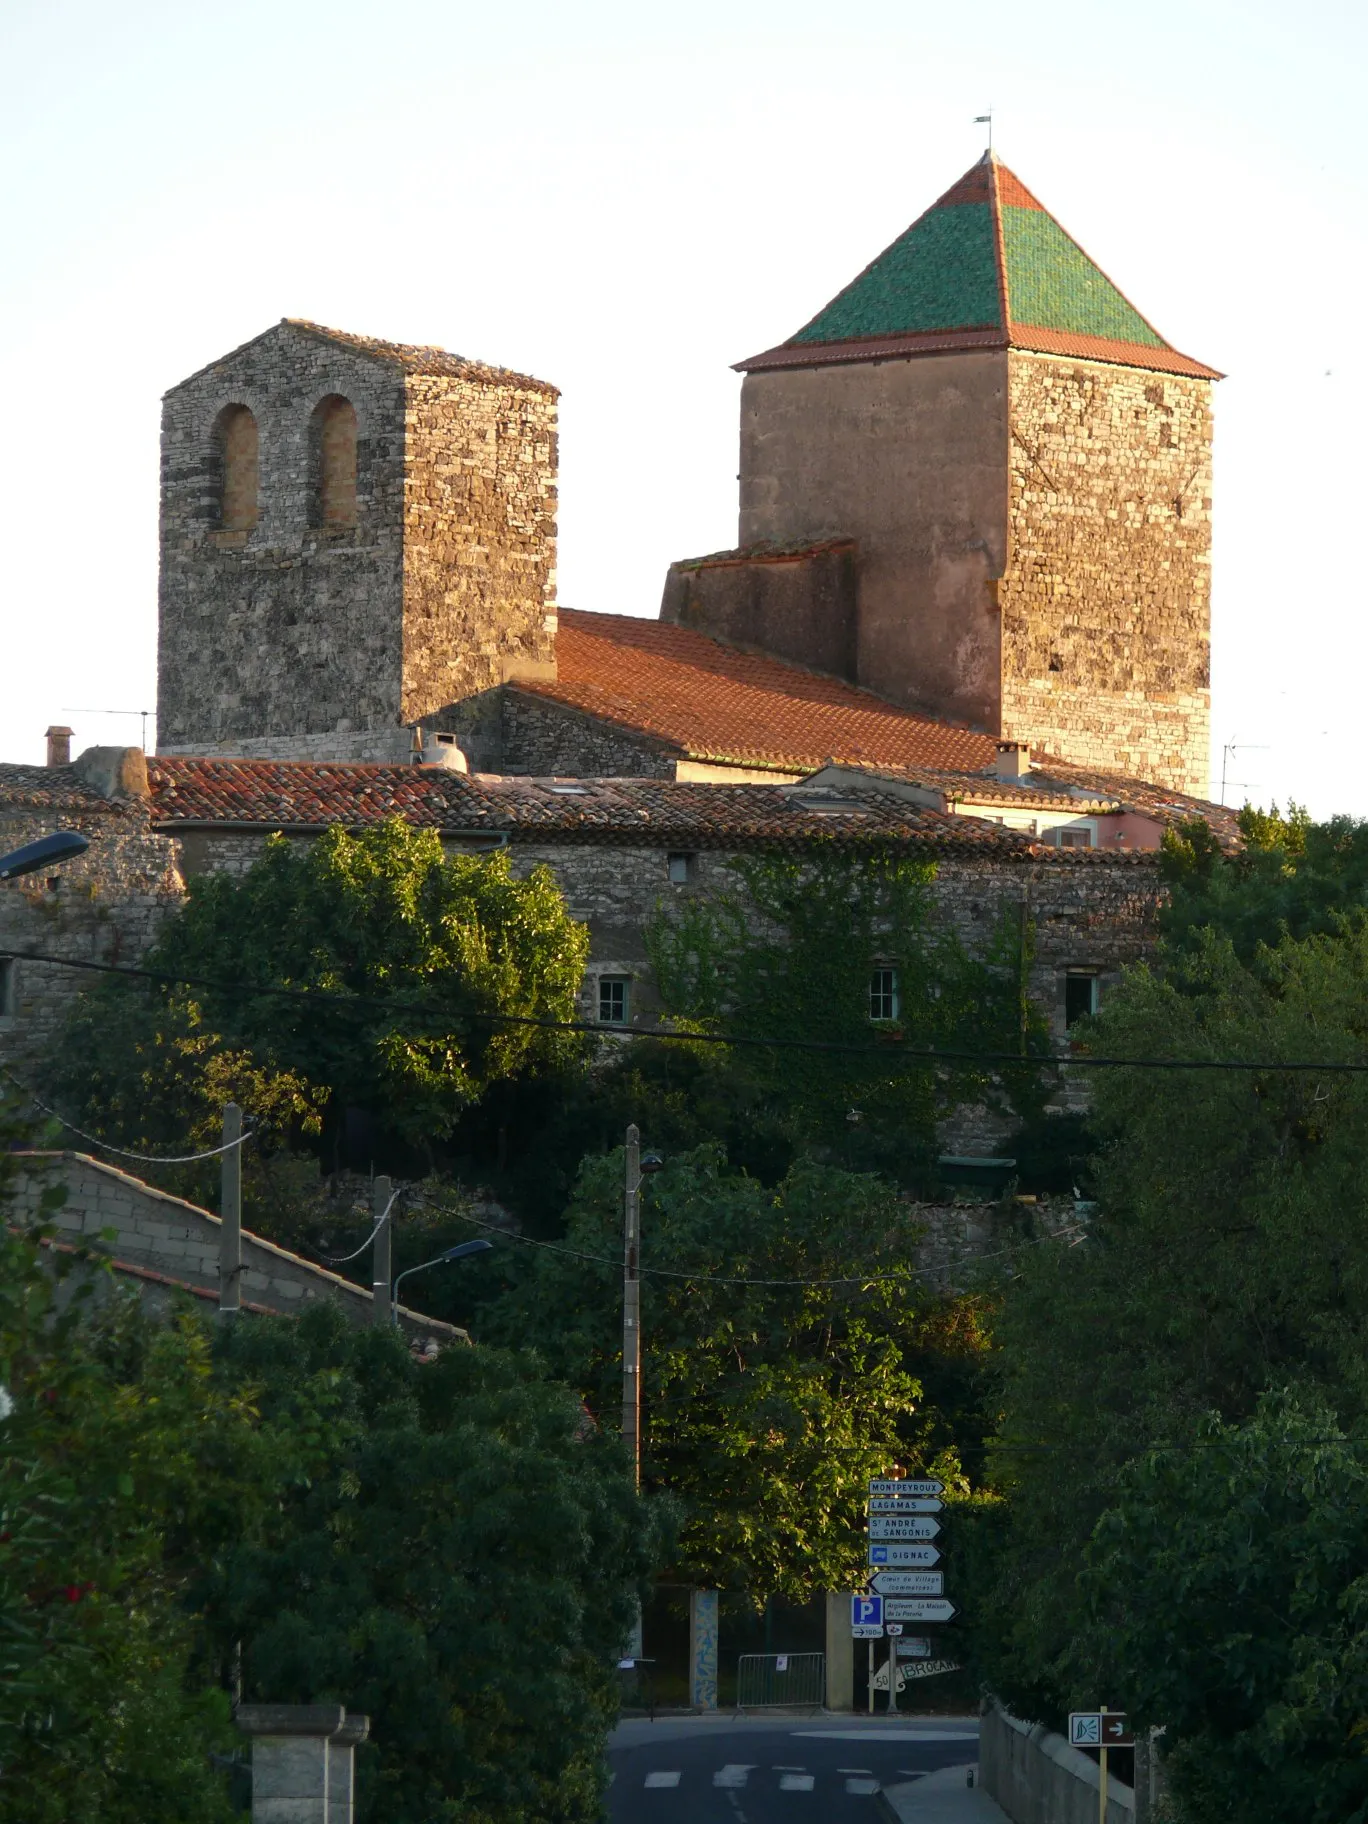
[995,740,1031,783]
[45,725,74,767]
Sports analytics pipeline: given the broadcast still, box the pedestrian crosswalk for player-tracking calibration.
[637,1765,883,1795]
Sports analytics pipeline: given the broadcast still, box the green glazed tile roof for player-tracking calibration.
[792,202,1002,343]
[740,155,1219,381]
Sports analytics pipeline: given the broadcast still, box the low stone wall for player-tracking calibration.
[12,1152,463,1346]
[981,1704,1133,1824]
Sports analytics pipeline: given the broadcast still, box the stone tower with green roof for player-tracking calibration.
[719,152,1219,794]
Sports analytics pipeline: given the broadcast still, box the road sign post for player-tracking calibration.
[1068,1710,1132,1824]
[850,1594,883,1633]
[868,1543,940,1567]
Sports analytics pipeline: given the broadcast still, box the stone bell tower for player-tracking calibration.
[678,154,1220,794]
[157,319,558,761]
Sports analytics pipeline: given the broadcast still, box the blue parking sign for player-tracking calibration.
[851,1594,883,1629]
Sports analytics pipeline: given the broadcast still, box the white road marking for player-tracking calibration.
[713,1765,754,1788]
[644,1771,681,1788]
[845,1778,880,1795]
[779,1773,815,1791]
[793,1730,977,1742]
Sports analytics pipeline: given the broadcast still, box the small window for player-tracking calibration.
[667,853,693,884]
[1064,971,1099,1027]
[0,957,15,1018]
[308,394,358,528]
[869,967,899,1022]
[598,976,630,1027]
[549,784,589,796]
[211,403,259,531]
[1058,826,1094,849]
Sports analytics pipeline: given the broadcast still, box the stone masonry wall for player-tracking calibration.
[400,374,558,721]
[0,800,184,1068]
[10,1152,462,1342]
[159,729,417,764]
[497,692,680,777]
[158,326,409,749]
[1000,352,1213,794]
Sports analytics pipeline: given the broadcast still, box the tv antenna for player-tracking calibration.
[1219,739,1270,807]
[62,707,155,751]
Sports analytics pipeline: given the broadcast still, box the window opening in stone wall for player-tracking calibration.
[667,853,694,884]
[1064,971,1100,1028]
[0,957,15,1018]
[598,977,630,1026]
[869,966,899,1022]
[308,395,358,528]
[1057,825,1094,849]
[211,404,259,531]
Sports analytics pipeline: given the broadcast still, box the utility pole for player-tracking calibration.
[218,1103,241,1320]
[371,1175,393,1326]
[622,1125,643,1659]
[622,1126,642,1485]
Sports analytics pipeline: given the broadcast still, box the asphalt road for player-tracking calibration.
[608,1715,979,1824]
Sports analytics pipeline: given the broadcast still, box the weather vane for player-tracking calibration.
[974,108,994,152]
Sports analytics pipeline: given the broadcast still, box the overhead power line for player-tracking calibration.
[3,1069,256,1165]
[6,947,1368,1075]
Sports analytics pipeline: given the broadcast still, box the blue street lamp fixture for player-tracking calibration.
[0,831,90,882]
[391,1238,493,1325]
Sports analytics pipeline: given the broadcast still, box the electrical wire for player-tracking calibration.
[6,946,1368,1074]
[2,1069,257,1165]
[409,1193,1090,1288]
[314,1188,401,1265]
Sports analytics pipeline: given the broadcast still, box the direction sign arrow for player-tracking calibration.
[868,1497,942,1514]
[880,1598,957,1623]
[875,1575,944,1601]
[870,1567,943,1592]
[851,1624,884,1639]
[868,1549,940,1574]
[1068,1713,1133,1748]
[869,1515,941,1540]
[869,1542,942,1566]
[869,1479,944,1497]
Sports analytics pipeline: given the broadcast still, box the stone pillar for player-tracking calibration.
[824,1593,855,1711]
[328,1714,370,1824]
[688,1589,719,1710]
[235,1703,345,1824]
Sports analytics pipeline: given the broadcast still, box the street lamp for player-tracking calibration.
[391,1237,493,1325]
[0,831,90,882]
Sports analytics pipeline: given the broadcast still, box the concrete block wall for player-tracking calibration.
[12,1152,463,1344]
[981,1705,1134,1824]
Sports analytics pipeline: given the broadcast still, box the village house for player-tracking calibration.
[1,149,1229,1076]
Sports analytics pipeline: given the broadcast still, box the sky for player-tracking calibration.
[2,0,1365,815]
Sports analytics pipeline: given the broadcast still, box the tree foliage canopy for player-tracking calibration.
[647,849,1046,1183]
[963,813,1368,1820]
[483,1144,990,1602]
[49,820,589,1169]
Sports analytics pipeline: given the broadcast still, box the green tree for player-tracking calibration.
[647,848,1046,1185]
[48,819,589,1176]
[482,1144,990,1601]
[0,1099,245,1821]
[206,1306,666,1824]
[1085,1393,1368,1824]
[961,876,1368,1747]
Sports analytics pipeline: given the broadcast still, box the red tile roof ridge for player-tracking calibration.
[545,611,1002,773]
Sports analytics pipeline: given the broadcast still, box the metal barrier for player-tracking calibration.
[736,1652,826,1711]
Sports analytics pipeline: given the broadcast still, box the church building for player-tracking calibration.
[154,152,1218,798]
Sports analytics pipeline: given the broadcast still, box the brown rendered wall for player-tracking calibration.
[400,373,557,721]
[999,353,1212,794]
[659,542,859,682]
[738,352,1009,730]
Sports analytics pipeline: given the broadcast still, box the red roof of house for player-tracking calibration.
[523,610,1002,775]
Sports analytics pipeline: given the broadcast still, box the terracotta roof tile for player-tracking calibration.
[143,757,1151,863]
[530,610,1002,775]
[0,763,131,814]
